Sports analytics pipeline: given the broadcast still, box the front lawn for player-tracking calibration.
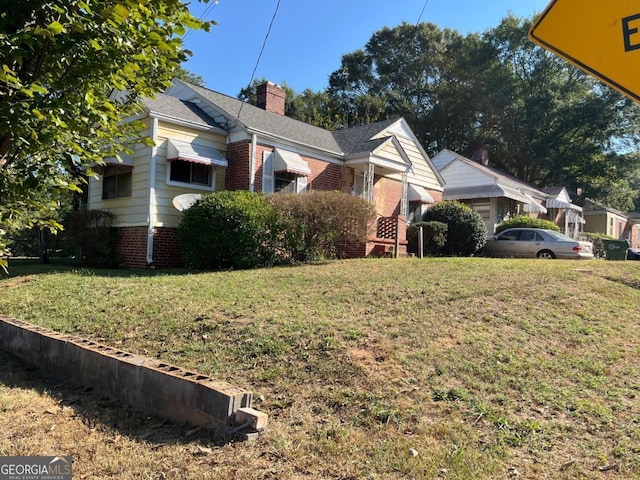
[1,258,639,479]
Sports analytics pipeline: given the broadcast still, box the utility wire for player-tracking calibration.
[183,0,219,41]
[235,0,282,123]
[416,0,430,24]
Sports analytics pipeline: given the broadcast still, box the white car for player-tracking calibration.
[483,228,594,259]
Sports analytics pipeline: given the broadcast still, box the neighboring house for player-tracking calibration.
[583,198,640,248]
[432,149,547,235]
[539,187,585,238]
[87,80,444,267]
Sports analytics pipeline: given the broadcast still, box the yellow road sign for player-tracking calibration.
[529,0,640,102]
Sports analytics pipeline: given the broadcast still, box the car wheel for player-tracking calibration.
[537,250,555,259]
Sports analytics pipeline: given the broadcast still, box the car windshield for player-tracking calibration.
[545,230,575,241]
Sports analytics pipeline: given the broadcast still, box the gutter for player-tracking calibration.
[245,127,344,158]
[149,111,227,135]
[146,116,159,266]
[249,133,257,192]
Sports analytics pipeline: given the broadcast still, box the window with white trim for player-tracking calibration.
[262,151,308,194]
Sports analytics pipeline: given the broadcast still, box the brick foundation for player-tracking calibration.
[116,227,148,268]
[152,227,183,268]
[116,226,184,269]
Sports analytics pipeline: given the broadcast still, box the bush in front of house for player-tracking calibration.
[495,215,560,233]
[63,209,120,267]
[178,191,288,269]
[423,201,487,256]
[268,191,377,261]
[407,221,448,256]
[581,232,613,258]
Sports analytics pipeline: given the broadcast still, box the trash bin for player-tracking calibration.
[603,239,629,260]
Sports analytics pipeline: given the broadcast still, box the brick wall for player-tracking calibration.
[116,227,184,268]
[152,227,183,268]
[373,175,402,217]
[306,158,342,191]
[251,147,343,193]
[226,141,251,191]
[116,227,148,268]
[256,82,285,115]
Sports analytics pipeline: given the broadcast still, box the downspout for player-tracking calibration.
[249,133,257,192]
[146,117,159,265]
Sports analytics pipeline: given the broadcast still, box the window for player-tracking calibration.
[262,151,308,194]
[169,160,213,187]
[519,230,543,242]
[102,166,132,199]
[407,202,425,224]
[497,230,520,241]
[275,172,307,193]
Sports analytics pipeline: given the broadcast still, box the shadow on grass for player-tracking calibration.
[3,256,335,279]
[3,258,193,279]
[0,349,243,448]
[604,275,640,291]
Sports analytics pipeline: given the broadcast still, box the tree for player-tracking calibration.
[0,0,214,269]
[314,17,640,210]
[174,66,206,87]
[463,16,640,199]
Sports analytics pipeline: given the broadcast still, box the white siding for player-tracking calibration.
[154,122,227,227]
[435,158,495,188]
[88,119,227,228]
[374,119,443,191]
[88,121,153,227]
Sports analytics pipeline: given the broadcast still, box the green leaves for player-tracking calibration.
[0,0,213,263]
[47,21,65,35]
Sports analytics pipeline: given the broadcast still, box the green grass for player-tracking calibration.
[2,257,640,478]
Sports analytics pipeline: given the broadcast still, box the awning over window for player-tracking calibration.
[501,186,535,205]
[546,198,582,211]
[443,184,543,208]
[408,184,435,204]
[567,210,586,224]
[167,139,228,167]
[522,193,548,214]
[104,152,135,167]
[274,148,311,175]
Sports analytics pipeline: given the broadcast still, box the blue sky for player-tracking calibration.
[182,0,551,97]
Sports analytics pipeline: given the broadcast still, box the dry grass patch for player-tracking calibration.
[1,258,640,478]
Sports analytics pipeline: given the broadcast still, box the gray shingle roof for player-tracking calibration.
[332,118,400,155]
[180,82,345,155]
[142,93,219,128]
[171,80,406,157]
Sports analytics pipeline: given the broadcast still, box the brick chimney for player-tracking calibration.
[256,81,285,115]
[471,146,489,166]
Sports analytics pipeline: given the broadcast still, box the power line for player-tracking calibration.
[235,0,282,122]
[417,0,430,24]
[183,0,219,41]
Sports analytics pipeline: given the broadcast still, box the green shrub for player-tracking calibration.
[407,221,448,256]
[178,191,288,269]
[269,191,377,261]
[495,215,560,233]
[63,209,120,267]
[424,201,487,256]
[581,232,613,258]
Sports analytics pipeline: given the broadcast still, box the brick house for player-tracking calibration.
[583,198,640,248]
[87,80,444,267]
